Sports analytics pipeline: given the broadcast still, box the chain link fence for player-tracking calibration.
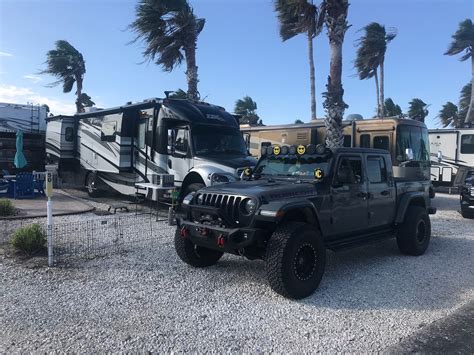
[1,212,173,265]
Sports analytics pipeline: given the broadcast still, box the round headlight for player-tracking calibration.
[182,192,194,205]
[244,199,257,215]
[196,193,203,205]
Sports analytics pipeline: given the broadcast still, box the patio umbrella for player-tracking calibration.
[14,130,27,169]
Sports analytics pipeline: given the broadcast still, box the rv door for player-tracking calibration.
[167,126,192,185]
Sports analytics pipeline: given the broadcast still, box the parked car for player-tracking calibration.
[460,169,474,219]
[175,145,436,299]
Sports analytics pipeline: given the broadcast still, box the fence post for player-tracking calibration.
[45,172,54,267]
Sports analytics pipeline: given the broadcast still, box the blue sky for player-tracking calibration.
[0,0,472,128]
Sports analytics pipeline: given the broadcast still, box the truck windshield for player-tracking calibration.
[254,155,331,179]
[192,126,247,156]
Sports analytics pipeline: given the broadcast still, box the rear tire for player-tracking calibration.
[396,206,431,256]
[174,228,223,267]
[265,222,326,299]
[461,207,474,219]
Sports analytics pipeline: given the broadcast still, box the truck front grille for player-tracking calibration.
[195,193,245,226]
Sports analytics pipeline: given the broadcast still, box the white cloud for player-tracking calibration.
[0,84,76,115]
[23,75,42,84]
[0,51,13,57]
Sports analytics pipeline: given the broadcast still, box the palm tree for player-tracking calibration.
[168,89,188,99]
[275,0,325,121]
[459,82,472,122]
[322,0,349,148]
[438,102,460,128]
[235,96,260,125]
[40,40,88,113]
[445,19,474,124]
[384,98,402,117]
[408,98,429,123]
[355,23,396,117]
[129,0,205,101]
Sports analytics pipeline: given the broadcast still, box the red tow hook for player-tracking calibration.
[180,226,189,238]
[217,234,225,247]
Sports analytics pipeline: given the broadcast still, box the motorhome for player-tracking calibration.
[0,102,47,172]
[241,118,431,182]
[46,98,256,198]
[428,128,474,186]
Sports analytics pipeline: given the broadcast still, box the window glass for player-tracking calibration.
[337,156,363,184]
[396,125,429,162]
[367,156,387,183]
[343,135,352,147]
[65,127,74,142]
[373,136,389,151]
[174,129,189,154]
[137,122,146,149]
[461,135,474,154]
[360,134,370,148]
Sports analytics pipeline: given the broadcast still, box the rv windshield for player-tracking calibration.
[396,125,430,163]
[254,155,331,179]
[192,126,247,156]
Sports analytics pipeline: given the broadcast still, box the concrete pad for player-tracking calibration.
[0,190,94,219]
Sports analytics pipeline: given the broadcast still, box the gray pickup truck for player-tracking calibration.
[175,145,436,299]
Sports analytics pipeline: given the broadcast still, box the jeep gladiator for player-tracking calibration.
[175,145,436,299]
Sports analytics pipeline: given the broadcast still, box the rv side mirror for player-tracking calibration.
[405,148,414,161]
[437,150,442,163]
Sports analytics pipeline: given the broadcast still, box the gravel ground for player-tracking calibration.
[1,193,473,352]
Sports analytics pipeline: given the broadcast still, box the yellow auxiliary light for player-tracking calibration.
[273,146,281,155]
[297,145,306,155]
[314,168,324,180]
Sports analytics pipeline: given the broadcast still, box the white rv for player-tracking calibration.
[429,128,474,186]
[46,98,257,198]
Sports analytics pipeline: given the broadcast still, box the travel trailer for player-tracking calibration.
[428,128,474,186]
[46,98,256,198]
[241,118,431,182]
[0,102,47,172]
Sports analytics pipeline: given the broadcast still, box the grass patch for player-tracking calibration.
[0,199,16,217]
[11,224,46,255]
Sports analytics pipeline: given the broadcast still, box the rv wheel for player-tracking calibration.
[86,173,100,197]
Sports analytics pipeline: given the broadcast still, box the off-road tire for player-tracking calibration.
[461,207,474,219]
[174,228,223,267]
[86,172,100,197]
[396,206,431,256]
[265,222,326,299]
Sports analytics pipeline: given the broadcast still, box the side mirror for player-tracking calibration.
[437,150,443,163]
[405,148,414,161]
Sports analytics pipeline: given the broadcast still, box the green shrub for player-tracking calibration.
[11,224,46,255]
[0,199,15,217]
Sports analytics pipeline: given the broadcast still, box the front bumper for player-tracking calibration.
[177,218,265,253]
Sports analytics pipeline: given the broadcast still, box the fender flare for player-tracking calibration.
[257,199,321,227]
[395,192,426,224]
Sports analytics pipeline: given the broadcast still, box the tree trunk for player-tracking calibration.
[465,56,474,124]
[308,31,317,121]
[184,41,199,101]
[379,61,385,118]
[374,69,380,118]
[75,75,83,113]
[323,0,349,148]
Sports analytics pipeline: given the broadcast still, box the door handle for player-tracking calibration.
[168,159,172,169]
[381,190,390,196]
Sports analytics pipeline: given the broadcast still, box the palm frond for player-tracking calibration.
[445,19,474,61]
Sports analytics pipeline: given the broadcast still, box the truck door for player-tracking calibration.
[167,127,192,185]
[330,154,369,237]
[366,155,396,228]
